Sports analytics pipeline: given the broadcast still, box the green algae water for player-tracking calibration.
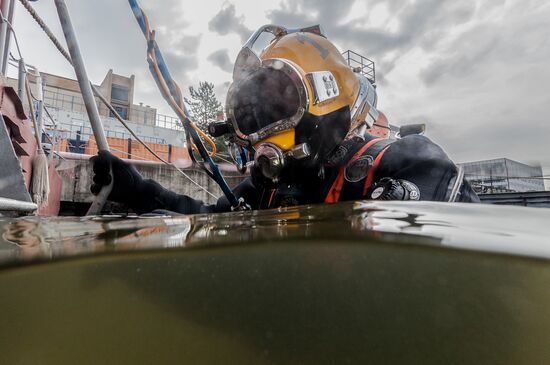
[1,201,550,364]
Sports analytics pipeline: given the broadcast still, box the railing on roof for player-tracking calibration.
[156,113,183,131]
[39,88,184,131]
[342,50,375,84]
[46,121,168,145]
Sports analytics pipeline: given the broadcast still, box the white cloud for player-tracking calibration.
[9,0,550,171]
[208,3,252,42]
[207,49,233,73]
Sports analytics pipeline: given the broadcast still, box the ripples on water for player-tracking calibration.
[1,200,550,264]
[0,201,549,364]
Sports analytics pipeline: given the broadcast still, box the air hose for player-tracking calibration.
[128,0,246,210]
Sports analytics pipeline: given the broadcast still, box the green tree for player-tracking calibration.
[185,81,223,131]
[185,81,228,162]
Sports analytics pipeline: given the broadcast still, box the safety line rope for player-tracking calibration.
[127,0,243,208]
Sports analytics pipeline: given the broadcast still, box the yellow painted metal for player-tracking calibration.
[255,129,296,151]
[261,32,359,117]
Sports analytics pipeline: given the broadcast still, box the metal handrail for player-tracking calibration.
[21,87,184,131]
[342,50,375,84]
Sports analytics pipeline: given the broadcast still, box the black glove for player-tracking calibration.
[90,151,198,214]
[90,151,145,206]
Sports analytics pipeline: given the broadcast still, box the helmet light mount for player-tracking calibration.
[306,71,340,104]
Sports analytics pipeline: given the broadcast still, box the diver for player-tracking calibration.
[90,25,479,214]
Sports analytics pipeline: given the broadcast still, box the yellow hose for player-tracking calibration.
[142,9,217,157]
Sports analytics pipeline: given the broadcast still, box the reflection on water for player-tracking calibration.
[1,200,550,265]
[0,215,192,263]
[1,201,550,364]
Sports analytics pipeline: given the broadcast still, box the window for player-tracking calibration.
[110,105,128,120]
[111,84,129,102]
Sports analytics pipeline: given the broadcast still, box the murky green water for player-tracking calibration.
[1,201,549,364]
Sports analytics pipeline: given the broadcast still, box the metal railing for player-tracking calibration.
[156,113,184,131]
[342,50,375,84]
[40,88,184,131]
[48,120,167,145]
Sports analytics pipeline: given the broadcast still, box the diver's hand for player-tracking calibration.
[90,150,143,205]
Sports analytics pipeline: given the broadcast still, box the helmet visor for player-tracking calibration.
[232,68,300,136]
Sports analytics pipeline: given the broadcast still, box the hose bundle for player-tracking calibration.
[128,0,243,208]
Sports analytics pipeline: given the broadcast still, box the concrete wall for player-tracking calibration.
[57,158,248,206]
[7,70,157,125]
[129,103,157,127]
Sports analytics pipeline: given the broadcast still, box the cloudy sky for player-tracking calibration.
[10,0,550,177]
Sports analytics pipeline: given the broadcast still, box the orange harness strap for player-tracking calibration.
[267,189,277,208]
[362,145,390,196]
[325,138,383,203]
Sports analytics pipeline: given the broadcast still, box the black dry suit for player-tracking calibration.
[91,133,480,215]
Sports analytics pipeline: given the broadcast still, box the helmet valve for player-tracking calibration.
[254,143,285,181]
[253,142,311,182]
[285,143,311,160]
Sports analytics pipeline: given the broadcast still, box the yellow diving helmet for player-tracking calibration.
[222,24,378,184]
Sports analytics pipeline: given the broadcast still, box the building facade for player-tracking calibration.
[459,158,545,194]
[8,69,190,162]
